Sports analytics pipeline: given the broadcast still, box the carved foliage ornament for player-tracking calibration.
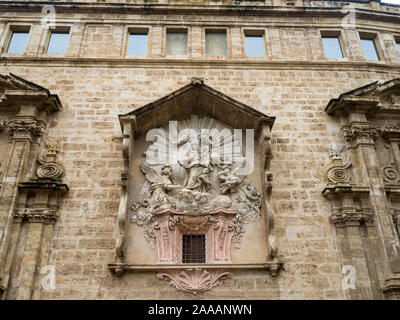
[157,268,232,295]
[2,119,46,137]
[342,125,379,143]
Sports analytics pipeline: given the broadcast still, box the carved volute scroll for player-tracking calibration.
[324,78,400,299]
[0,74,68,299]
[109,78,279,294]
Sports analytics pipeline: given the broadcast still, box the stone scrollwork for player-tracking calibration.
[327,166,351,184]
[37,138,64,180]
[157,268,232,295]
[383,166,400,184]
[325,143,352,185]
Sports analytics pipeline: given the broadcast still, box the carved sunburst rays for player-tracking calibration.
[144,115,246,177]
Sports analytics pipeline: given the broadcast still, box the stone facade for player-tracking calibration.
[0,0,399,299]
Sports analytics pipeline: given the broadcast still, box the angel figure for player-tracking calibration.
[141,162,181,213]
[217,160,246,194]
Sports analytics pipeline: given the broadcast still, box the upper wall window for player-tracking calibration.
[244,31,266,57]
[396,38,400,56]
[205,30,227,56]
[321,36,344,59]
[47,29,70,54]
[7,28,30,54]
[166,29,188,56]
[360,35,380,61]
[127,29,148,56]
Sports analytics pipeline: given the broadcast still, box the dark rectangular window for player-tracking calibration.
[47,30,70,54]
[205,30,227,56]
[7,29,30,54]
[396,40,400,56]
[360,37,380,61]
[127,30,148,56]
[166,30,188,56]
[322,36,344,58]
[182,234,205,263]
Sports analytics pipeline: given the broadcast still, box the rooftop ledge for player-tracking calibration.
[0,1,399,17]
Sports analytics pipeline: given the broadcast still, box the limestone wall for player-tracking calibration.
[0,1,399,299]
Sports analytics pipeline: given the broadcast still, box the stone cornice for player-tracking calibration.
[0,1,398,20]
[330,211,374,226]
[108,262,284,274]
[1,56,400,72]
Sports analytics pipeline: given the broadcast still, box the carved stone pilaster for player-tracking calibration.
[324,78,400,299]
[0,74,64,299]
[324,143,353,189]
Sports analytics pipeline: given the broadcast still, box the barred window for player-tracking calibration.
[182,234,205,263]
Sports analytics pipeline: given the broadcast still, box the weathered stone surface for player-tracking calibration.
[0,0,400,300]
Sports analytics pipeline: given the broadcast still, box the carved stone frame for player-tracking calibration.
[109,78,282,294]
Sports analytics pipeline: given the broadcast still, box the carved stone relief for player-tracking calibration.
[110,79,279,294]
[130,116,262,251]
[157,268,232,295]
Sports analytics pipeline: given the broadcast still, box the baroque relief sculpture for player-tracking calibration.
[130,116,262,251]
